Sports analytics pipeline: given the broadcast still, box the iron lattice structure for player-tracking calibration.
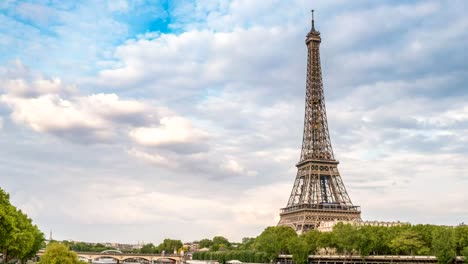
[278,11,361,233]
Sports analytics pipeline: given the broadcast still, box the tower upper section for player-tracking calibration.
[306,10,321,43]
[299,10,335,163]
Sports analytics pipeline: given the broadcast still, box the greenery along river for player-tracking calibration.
[192,224,468,264]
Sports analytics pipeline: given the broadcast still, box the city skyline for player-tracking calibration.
[1,0,467,244]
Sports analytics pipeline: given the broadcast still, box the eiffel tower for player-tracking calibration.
[278,11,361,233]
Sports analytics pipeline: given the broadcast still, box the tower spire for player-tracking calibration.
[311,9,315,31]
[307,10,321,42]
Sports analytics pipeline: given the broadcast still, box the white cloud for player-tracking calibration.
[424,104,468,127]
[0,60,76,97]
[221,158,257,177]
[127,148,172,168]
[96,26,304,100]
[1,93,149,141]
[37,176,289,241]
[107,0,128,13]
[130,116,208,146]
[78,93,148,119]
[2,94,106,132]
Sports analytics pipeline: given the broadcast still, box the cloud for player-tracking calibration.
[130,116,209,147]
[127,147,256,179]
[3,94,106,132]
[1,93,150,142]
[127,148,172,168]
[0,63,151,143]
[96,26,304,103]
[0,60,74,97]
[107,0,129,13]
[15,2,59,26]
[29,175,289,241]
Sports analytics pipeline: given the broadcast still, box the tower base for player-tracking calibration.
[278,206,361,233]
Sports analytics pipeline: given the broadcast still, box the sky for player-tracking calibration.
[1,0,468,244]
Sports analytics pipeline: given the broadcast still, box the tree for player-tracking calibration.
[390,230,425,255]
[238,237,255,250]
[0,188,15,263]
[455,225,468,255]
[412,224,435,254]
[0,188,44,263]
[462,246,468,264]
[303,230,320,254]
[332,223,358,254]
[199,239,213,249]
[39,243,83,264]
[23,227,46,261]
[316,230,335,251]
[288,236,309,264]
[253,226,297,261]
[355,226,375,256]
[432,228,456,264]
[212,236,231,251]
[158,239,183,254]
[140,243,158,254]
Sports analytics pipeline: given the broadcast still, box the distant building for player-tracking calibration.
[183,241,201,252]
[317,220,408,232]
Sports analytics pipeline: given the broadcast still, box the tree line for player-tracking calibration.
[0,188,45,263]
[60,241,116,252]
[137,238,184,254]
[59,238,184,254]
[193,224,468,264]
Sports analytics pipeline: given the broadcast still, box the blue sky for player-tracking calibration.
[1,0,468,243]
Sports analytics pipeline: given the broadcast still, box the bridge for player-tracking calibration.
[37,250,185,264]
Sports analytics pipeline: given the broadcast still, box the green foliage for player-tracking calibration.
[199,238,214,249]
[186,224,468,264]
[253,226,297,261]
[0,187,45,263]
[389,230,425,255]
[39,243,83,264]
[212,236,231,251]
[158,238,183,254]
[432,227,456,264]
[141,243,159,254]
[193,250,269,263]
[455,225,468,255]
[354,225,374,256]
[287,235,309,264]
[333,223,358,254]
[303,230,320,254]
[237,237,255,250]
[316,230,334,250]
[413,224,436,253]
[65,241,116,252]
[462,246,468,264]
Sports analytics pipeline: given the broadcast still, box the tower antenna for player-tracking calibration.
[311,9,315,30]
